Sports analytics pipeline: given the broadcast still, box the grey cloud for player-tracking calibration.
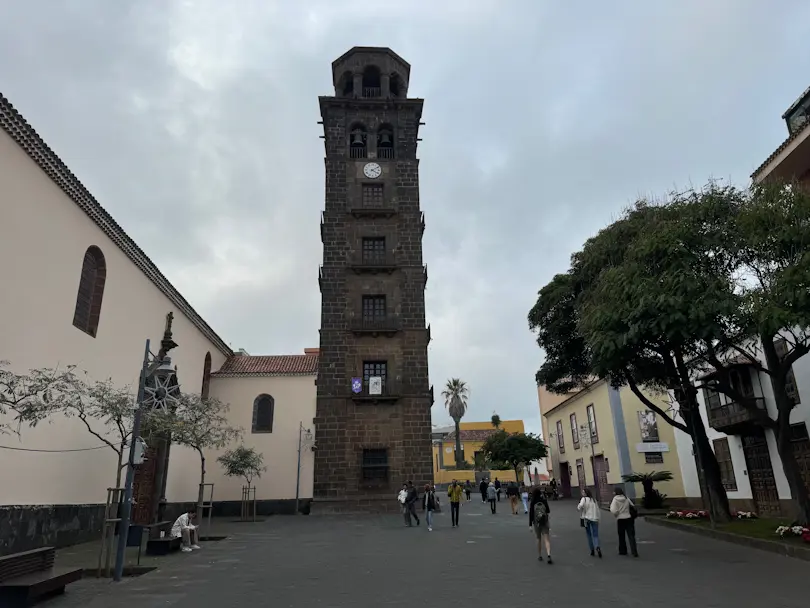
[2,0,809,435]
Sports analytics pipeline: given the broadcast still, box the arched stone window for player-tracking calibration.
[201,352,212,400]
[377,123,394,160]
[338,70,354,97]
[349,123,367,159]
[72,246,107,337]
[252,394,274,433]
[362,66,381,98]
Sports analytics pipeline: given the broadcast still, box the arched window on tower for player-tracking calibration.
[349,123,367,159]
[362,66,381,98]
[377,124,394,160]
[201,352,212,400]
[390,73,403,98]
[72,245,107,337]
[252,394,274,433]
[338,70,354,97]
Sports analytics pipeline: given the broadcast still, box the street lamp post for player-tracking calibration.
[295,422,314,515]
[113,339,178,582]
[579,424,600,504]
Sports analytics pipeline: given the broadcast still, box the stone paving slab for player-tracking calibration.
[47,498,805,607]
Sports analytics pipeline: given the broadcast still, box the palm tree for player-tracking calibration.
[442,378,469,468]
[621,470,673,508]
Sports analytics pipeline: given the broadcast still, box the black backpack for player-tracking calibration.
[533,500,548,526]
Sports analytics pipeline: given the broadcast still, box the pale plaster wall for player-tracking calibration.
[206,375,317,501]
[0,128,229,506]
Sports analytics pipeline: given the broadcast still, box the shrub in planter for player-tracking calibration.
[642,488,668,509]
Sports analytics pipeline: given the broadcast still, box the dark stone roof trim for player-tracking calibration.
[0,93,232,356]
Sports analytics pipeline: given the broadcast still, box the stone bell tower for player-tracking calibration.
[313,47,433,512]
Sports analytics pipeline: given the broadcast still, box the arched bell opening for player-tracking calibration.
[377,124,394,160]
[362,66,382,98]
[349,123,368,159]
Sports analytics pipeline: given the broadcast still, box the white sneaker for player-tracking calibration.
[191,544,201,550]
[181,547,193,553]
[428,527,432,532]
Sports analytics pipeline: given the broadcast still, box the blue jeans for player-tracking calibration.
[426,510,434,528]
[584,520,600,551]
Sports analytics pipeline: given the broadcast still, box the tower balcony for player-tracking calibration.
[349,316,401,336]
[707,397,767,435]
[420,212,426,236]
[349,204,397,219]
[318,266,324,291]
[349,253,398,274]
[426,324,431,343]
[423,265,428,286]
[351,380,401,404]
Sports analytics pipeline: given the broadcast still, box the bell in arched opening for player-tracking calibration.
[378,131,392,146]
[351,130,366,146]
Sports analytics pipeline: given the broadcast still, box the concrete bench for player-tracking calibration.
[0,546,82,607]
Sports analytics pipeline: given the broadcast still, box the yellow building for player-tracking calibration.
[431,420,525,485]
[542,379,686,504]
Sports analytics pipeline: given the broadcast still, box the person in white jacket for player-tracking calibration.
[577,489,602,558]
[609,486,639,557]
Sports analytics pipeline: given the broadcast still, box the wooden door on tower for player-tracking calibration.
[741,430,781,517]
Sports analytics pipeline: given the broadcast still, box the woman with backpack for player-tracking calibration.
[422,484,439,532]
[577,488,602,558]
[609,486,639,557]
[528,487,552,564]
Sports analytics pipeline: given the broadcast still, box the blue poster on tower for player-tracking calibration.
[351,377,362,393]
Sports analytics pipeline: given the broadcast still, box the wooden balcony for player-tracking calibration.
[349,254,397,274]
[707,397,766,435]
[349,316,401,336]
[351,380,400,404]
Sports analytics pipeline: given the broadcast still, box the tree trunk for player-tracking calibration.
[775,423,810,526]
[686,407,732,523]
[115,450,124,488]
[453,418,463,468]
[514,466,521,483]
[197,453,206,515]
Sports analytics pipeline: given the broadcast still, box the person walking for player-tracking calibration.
[464,480,472,501]
[494,478,502,501]
[405,481,420,527]
[422,484,438,531]
[577,488,602,558]
[507,481,520,515]
[487,482,498,514]
[520,483,530,514]
[447,480,463,528]
[609,486,638,557]
[479,478,488,503]
[529,487,552,564]
[398,483,409,526]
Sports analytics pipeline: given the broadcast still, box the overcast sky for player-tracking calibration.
[1,1,808,435]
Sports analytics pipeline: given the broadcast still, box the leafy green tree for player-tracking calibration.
[218,445,266,489]
[529,195,735,522]
[481,430,548,483]
[157,393,243,512]
[0,360,79,436]
[490,413,501,429]
[441,378,469,468]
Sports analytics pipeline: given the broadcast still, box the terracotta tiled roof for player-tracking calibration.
[0,93,231,356]
[445,429,498,442]
[751,121,809,180]
[213,354,319,377]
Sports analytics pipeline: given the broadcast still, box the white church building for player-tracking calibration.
[0,93,318,555]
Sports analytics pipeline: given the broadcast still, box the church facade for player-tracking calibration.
[0,93,317,554]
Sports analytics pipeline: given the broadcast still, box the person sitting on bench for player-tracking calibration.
[171,508,201,552]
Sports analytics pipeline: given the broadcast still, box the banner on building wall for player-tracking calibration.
[638,410,660,442]
[369,376,382,395]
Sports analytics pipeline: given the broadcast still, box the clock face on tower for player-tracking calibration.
[363,162,382,179]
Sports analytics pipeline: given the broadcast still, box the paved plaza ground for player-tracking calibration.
[49,497,804,607]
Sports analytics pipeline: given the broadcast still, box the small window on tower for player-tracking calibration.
[362,184,384,208]
[361,237,386,263]
[362,360,388,393]
[362,295,386,320]
[362,448,389,481]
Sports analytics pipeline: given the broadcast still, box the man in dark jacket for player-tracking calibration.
[494,478,502,501]
[405,481,420,527]
[479,479,488,503]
